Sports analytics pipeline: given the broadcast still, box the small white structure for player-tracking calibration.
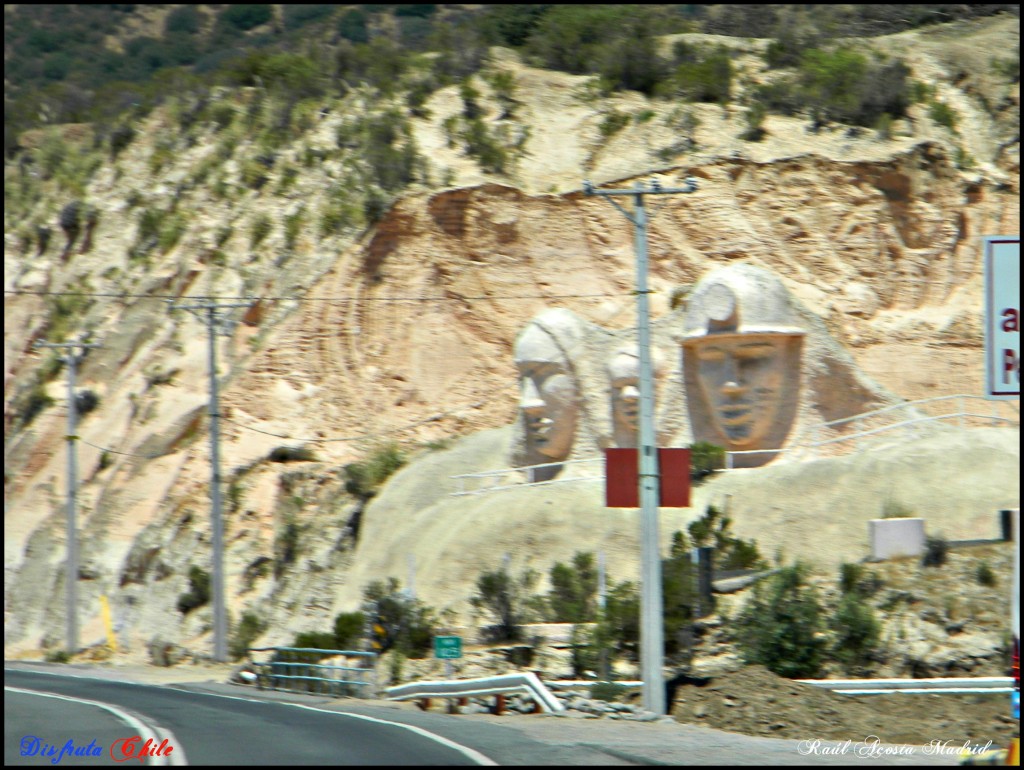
[869,517,926,561]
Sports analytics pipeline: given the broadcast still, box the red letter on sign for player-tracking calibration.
[1004,349,1020,385]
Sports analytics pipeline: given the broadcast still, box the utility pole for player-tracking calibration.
[584,176,698,714]
[168,298,249,663]
[35,335,103,657]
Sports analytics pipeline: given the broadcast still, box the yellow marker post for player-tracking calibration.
[99,595,118,653]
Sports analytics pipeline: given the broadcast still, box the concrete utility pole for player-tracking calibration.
[168,298,249,663]
[584,176,699,715]
[35,336,103,656]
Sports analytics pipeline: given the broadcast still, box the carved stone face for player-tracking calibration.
[688,334,795,447]
[680,264,805,464]
[607,351,641,437]
[515,325,579,461]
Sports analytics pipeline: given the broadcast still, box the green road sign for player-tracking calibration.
[434,635,462,659]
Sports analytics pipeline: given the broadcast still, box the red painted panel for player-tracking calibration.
[604,448,691,508]
[605,448,639,507]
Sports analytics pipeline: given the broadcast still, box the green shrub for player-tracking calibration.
[45,649,72,663]
[156,213,187,254]
[734,562,826,678]
[921,536,948,568]
[928,101,958,131]
[292,630,337,653]
[250,214,273,249]
[283,4,335,31]
[875,112,895,140]
[460,118,508,174]
[343,443,406,501]
[976,561,997,587]
[546,552,598,623]
[687,504,764,571]
[839,562,865,595]
[954,146,975,170]
[665,47,733,103]
[662,531,697,654]
[689,441,724,481]
[333,611,366,650]
[830,592,880,674]
[273,511,304,579]
[177,566,211,614]
[283,207,304,252]
[15,381,54,428]
[603,580,640,659]
[598,110,630,138]
[337,9,370,44]
[469,566,539,642]
[218,4,272,32]
[991,48,1020,82]
[229,611,268,660]
[741,102,767,141]
[363,578,436,658]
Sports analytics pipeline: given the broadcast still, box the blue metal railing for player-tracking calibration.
[248,647,377,697]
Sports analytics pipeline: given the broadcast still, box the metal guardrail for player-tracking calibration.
[796,677,1014,695]
[248,646,377,697]
[385,672,565,713]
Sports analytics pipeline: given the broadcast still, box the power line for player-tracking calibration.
[4,289,634,303]
[78,439,179,460]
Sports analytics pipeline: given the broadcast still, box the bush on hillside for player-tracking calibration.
[734,562,827,678]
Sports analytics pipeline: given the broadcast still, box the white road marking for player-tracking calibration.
[5,668,495,766]
[5,685,188,766]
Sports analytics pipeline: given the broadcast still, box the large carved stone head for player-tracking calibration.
[513,309,586,466]
[605,345,666,448]
[681,264,804,464]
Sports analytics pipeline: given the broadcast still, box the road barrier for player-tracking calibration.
[385,672,565,713]
[248,647,377,697]
[795,676,1014,695]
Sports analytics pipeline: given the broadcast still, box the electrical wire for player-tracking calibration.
[4,288,634,303]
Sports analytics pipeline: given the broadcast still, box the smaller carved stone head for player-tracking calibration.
[513,309,585,464]
[606,345,666,448]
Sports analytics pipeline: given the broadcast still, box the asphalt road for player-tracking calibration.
[5,668,490,765]
[5,664,965,766]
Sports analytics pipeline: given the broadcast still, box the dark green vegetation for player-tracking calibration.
[176,565,211,614]
[6,4,1018,158]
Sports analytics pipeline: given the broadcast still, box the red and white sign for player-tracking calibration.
[984,236,1020,399]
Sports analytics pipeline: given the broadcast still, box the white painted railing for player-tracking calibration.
[725,394,1018,469]
[451,457,605,496]
[796,676,1014,695]
[450,395,1018,494]
[385,672,565,713]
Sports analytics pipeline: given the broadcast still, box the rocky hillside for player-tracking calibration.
[3,12,1020,662]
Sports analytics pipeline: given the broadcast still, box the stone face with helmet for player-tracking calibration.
[679,264,806,467]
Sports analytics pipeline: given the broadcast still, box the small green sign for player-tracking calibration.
[434,635,462,659]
